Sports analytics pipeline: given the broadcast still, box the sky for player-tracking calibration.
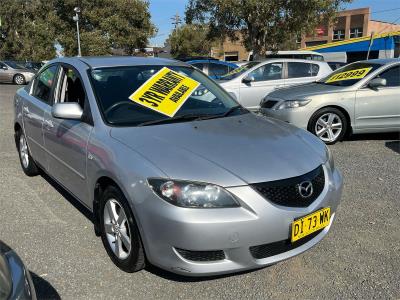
[148,0,400,46]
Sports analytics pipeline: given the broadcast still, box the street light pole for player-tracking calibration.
[73,7,82,57]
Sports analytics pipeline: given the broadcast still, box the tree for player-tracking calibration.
[0,0,156,60]
[185,0,352,58]
[167,24,213,58]
[55,0,157,56]
[0,0,59,60]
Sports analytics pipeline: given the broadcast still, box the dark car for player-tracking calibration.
[0,241,36,299]
[187,59,238,79]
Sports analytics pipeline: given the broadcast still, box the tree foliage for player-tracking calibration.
[167,24,213,57]
[185,0,352,57]
[0,0,156,60]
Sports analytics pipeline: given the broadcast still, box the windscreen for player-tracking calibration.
[219,62,259,80]
[90,65,244,126]
[319,62,382,86]
[4,61,26,69]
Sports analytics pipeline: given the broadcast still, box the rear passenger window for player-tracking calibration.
[208,63,229,77]
[33,65,58,103]
[376,66,400,87]
[288,62,316,78]
[311,64,320,76]
[192,63,204,71]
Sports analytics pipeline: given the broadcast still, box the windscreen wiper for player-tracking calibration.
[195,105,247,121]
[137,114,209,127]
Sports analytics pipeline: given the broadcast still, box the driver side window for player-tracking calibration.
[57,66,86,109]
[375,66,400,87]
[248,63,283,82]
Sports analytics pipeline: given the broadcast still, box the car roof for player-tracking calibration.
[51,56,188,68]
[186,59,238,67]
[349,58,400,65]
[256,58,327,64]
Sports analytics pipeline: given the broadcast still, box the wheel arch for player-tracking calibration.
[308,105,352,136]
[14,122,23,147]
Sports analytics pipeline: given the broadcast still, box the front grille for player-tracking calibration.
[175,248,225,262]
[251,165,325,207]
[250,229,323,259]
[261,100,278,109]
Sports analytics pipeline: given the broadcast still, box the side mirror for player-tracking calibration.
[1,66,8,70]
[242,75,255,84]
[368,77,386,89]
[52,102,83,120]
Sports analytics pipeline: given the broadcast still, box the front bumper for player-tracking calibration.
[260,106,313,130]
[137,166,343,276]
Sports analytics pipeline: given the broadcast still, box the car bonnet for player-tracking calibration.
[110,114,326,187]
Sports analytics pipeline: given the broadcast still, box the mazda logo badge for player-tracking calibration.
[298,181,313,198]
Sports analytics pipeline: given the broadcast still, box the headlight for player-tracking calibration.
[148,179,240,208]
[277,99,311,110]
[326,146,335,170]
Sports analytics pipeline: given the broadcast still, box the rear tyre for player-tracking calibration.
[13,74,26,85]
[16,129,39,176]
[308,107,348,145]
[99,185,145,273]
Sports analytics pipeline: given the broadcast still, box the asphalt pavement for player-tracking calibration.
[1,84,399,299]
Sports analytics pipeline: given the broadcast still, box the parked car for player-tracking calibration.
[260,58,400,144]
[0,241,36,299]
[14,56,342,276]
[22,61,44,72]
[187,59,238,79]
[0,61,36,85]
[218,59,332,110]
[248,50,325,62]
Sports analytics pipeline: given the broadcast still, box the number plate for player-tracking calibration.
[291,207,330,243]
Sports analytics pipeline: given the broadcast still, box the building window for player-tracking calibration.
[333,29,345,40]
[350,28,363,38]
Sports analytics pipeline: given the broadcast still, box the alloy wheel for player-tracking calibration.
[314,112,343,143]
[15,75,24,85]
[19,134,29,169]
[103,199,132,260]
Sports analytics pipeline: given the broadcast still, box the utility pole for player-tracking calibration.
[171,13,182,30]
[366,32,374,60]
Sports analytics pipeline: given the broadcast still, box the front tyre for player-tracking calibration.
[308,108,347,145]
[100,185,145,273]
[16,130,39,176]
[13,74,26,85]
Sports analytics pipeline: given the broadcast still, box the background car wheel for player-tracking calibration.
[13,74,26,85]
[16,130,39,176]
[100,185,145,273]
[308,107,348,145]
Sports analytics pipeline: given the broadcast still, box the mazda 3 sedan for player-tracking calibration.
[14,56,342,276]
[261,59,400,144]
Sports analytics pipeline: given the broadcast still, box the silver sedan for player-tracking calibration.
[14,56,342,276]
[0,61,36,85]
[261,58,400,144]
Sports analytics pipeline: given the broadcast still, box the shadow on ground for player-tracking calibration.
[385,140,400,154]
[40,172,94,224]
[145,263,263,283]
[348,132,400,141]
[30,271,61,300]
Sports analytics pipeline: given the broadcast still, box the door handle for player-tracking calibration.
[22,106,32,119]
[44,119,54,129]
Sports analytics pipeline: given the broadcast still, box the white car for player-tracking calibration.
[218,59,332,110]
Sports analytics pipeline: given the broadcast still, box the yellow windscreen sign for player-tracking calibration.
[326,67,372,83]
[129,67,200,117]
